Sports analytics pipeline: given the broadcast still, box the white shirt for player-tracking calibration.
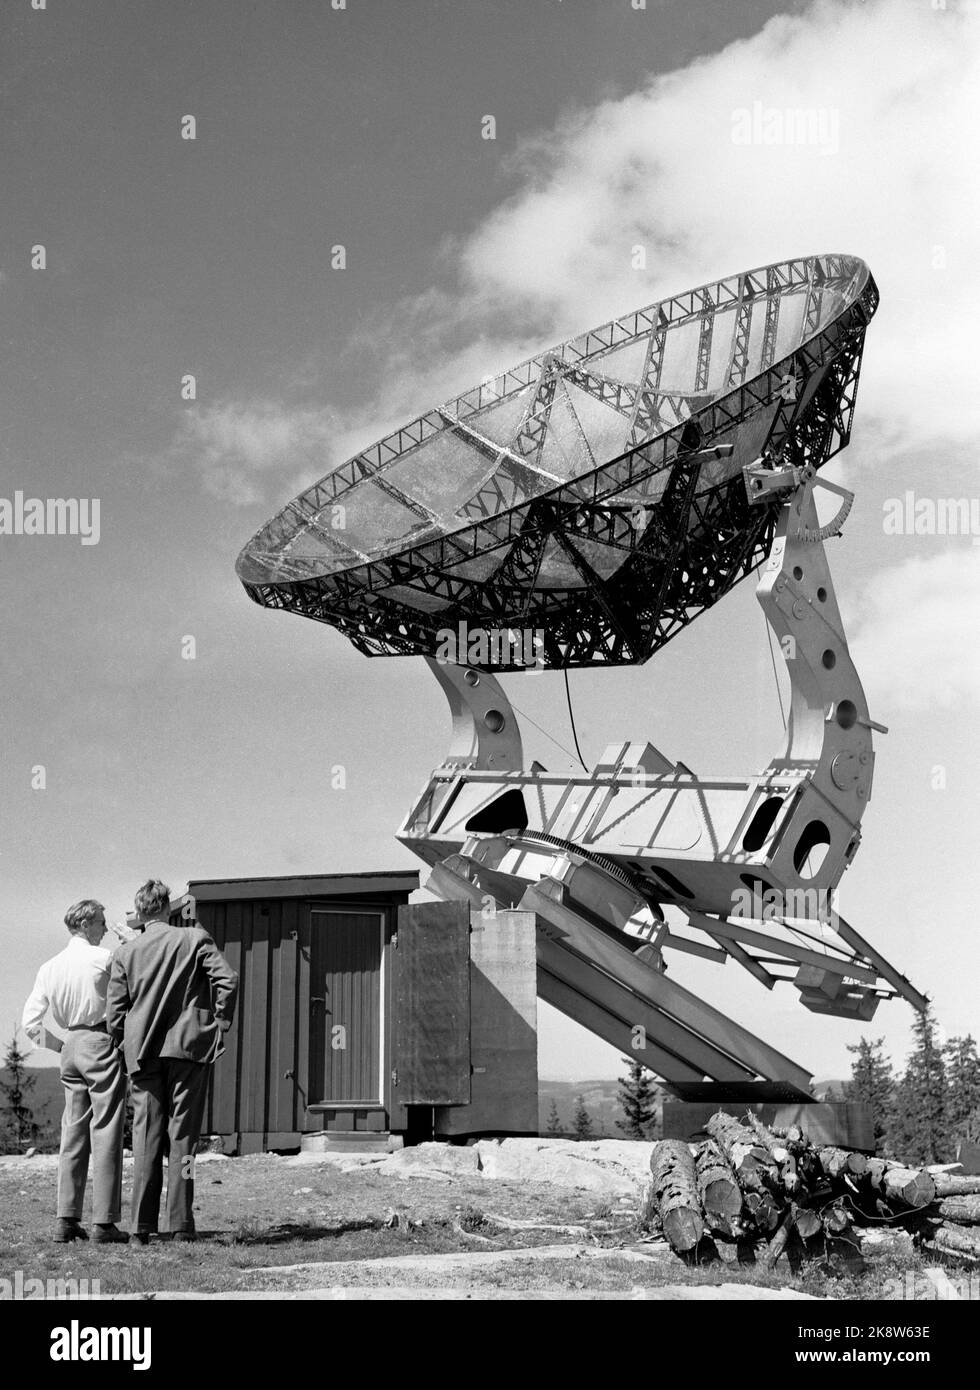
[22,936,113,1044]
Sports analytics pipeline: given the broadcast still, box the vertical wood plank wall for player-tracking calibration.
[195,891,407,1149]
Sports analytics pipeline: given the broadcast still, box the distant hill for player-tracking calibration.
[812,1078,849,1102]
[538,1076,665,1138]
[6,1069,668,1145]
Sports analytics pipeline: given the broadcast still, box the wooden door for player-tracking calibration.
[309,909,383,1105]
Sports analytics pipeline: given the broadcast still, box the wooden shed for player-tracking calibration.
[187,872,415,1152]
[182,872,538,1153]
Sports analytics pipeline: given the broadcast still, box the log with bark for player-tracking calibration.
[923,1221,980,1262]
[744,1189,780,1233]
[818,1146,869,1180]
[936,1194,980,1225]
[694,1139,744,1237]
[821,1203,852,1237]
[705,1112,780,1188]
[882,1166,936,1210]
[649,1140,704,1253]
[791,1201,823,1242]
[761,1212,795,1268]
[745,1113,801,1194]
[853,1227,915,1259]
[655,1113,980,1271]
[712,1235,741,1264]
[934,1173,980,1198]
[865,1158,888,1190]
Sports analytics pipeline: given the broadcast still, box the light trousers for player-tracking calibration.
[58,1027,126,1224]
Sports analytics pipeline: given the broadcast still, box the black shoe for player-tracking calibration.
[171,1231,197,1243]
[92,1223,129,1244]
[53,1218,88,1243]
[130,1231,152,1246]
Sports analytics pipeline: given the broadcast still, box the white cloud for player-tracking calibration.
[851,549,980,711]
[185,0,980,504]
[180,337,540,506]
[179,401,337,505]
[451,0,980,452]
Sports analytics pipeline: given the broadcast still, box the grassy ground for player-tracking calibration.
[0,1154,934,1297]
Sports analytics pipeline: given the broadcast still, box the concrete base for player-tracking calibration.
[662,1100,874,1151]
[300,1130,397,1155]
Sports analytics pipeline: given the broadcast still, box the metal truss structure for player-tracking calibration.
[238,254,926,1096]
[397,469,926,1099]
[237,255,877,670]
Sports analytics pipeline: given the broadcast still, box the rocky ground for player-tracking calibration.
[0,1140,931,1299]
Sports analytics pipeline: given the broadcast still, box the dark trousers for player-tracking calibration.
[130,1059,210,1234]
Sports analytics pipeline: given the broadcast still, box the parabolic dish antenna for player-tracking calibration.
[237,254,877,668]
[238,253,925,1100]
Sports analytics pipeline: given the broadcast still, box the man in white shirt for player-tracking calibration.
[22,898,129,1243]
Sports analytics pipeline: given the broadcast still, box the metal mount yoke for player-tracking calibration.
[397,471,925,1090]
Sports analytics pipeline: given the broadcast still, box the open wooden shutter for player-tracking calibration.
[391,901,470,1105]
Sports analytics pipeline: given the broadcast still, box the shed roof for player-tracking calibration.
[185,870,420,902]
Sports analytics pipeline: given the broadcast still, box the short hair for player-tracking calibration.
[134,878,171,920]
[65,899,105,933]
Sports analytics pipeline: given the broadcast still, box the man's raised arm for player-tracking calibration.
[197,932,239,1028]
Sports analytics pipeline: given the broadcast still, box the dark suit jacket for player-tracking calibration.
[106,920,239,1075]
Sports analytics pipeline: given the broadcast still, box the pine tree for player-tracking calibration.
[572,1094,593,1142]
[944,1035,980,1147]
[890,1004,951,1164]
[845,1036,894,1156]
[0,1031,40,1152]
[616,1057,658,1139]
[544,1098,563,1137]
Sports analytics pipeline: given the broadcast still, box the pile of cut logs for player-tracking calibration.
[648,1112,980,1267]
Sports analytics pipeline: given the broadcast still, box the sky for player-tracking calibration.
[1,0,978,1086]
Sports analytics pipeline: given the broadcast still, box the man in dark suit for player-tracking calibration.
[106,878,238,1243]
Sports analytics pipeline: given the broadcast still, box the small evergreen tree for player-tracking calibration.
[845,1036,894,1155]
[944,1035,980,1148]
[572,1094,593,1141]
[544,1098,563,1137]
[890,1004,951,1164]
[616,1057,657,1139]
[0,1031,40,1152]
